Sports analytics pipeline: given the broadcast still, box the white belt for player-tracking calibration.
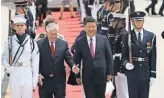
[132,57,149,61]
[101,27,108,30]
[15,62,29,67]
[113,53,122,60]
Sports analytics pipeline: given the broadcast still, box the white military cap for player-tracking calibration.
[112,13,126,20]
[11,14,27,24]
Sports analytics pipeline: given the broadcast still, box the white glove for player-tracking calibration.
[150,77,155,86]
[125,63,134,70]
[5,66,14,73]
[117,72,126,77]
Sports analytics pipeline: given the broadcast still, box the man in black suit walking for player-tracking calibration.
[74,17,113,98]
[37,21,79,98]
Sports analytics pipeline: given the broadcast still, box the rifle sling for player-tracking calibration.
[12,39,29,66]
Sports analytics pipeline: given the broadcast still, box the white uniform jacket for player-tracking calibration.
[2,34,40,89]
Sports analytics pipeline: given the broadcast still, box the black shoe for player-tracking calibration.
[145,8,150,14]
[159,12,164,16]
[152,12,157,15]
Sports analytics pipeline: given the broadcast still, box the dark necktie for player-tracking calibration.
[90,38,94,58]
[50,42,55,56]
[138,32,141,45]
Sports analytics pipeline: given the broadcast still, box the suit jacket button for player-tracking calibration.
[140,64,142,66]
[140,51,142,52]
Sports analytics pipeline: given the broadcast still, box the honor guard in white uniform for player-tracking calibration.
[2,15,40,98]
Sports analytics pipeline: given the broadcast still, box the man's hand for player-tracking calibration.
[125,63,134,70]
[107,75,112,81]
[76,78,82,85]
[72,64,80,74]
[38,74,44,86]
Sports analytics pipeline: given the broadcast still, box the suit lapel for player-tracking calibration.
[131,30,140,47]
[84,35,93,59]
[43,37,53,60]
[95,35,99,58]
[141,29,147,47]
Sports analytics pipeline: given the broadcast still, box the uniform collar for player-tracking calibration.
[134,28,144,35]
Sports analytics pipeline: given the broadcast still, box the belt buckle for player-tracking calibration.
[138,58,142,61]
[17,62,23,66]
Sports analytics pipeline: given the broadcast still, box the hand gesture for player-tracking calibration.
[76,78,82,85]
[38,74,44,86]
[107,75,112,81]
[72,64,80,74]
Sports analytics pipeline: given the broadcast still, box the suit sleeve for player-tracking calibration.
[64,42,75,69]
[73,40,82,78]
[71,31,85,54]
[122,33,129,67]
[31,41,40,89]
[105,37,113,75]
[150,35,156,78]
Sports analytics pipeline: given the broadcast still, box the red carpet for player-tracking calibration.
[34,12,110,98]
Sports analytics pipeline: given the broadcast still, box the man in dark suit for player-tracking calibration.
[122,11,156,98]
[74,17,113,98]
[37,21,79,98]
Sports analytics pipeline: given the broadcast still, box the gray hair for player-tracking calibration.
[46,22,59,32]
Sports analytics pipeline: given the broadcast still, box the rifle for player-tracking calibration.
[128,0,132,64]
[8,2,12,76]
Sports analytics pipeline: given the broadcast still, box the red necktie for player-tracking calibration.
[50,42,55,56]
[90,38,94,58]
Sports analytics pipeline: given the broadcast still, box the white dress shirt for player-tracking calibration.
[134,29,144,41]
[87,35,96,54]
[49,41,55,49]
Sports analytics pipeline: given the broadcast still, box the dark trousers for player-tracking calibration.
[83,81,106,98]
[122,0,135,13]
[39,84,66,98]
[38,4,47,25]
[83,0,94,16]
[159,0,164,13]
[84,1,92,16]
[146,0,158,14]
[127,77,150,98]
